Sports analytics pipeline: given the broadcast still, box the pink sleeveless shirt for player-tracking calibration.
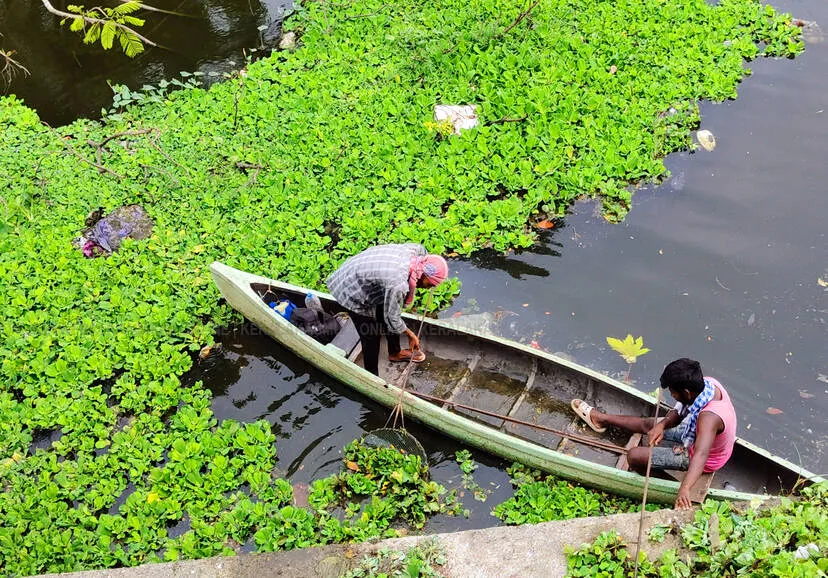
[689,378,737,472]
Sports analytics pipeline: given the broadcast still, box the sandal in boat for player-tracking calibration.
[571,399,606,433]
[389,349,426,363]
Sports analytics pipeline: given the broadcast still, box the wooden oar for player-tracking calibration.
[405,389,628,454]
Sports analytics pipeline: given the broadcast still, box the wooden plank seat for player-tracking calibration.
[663,469,716,503]
[613,433,713,501]
[615,433,643,471]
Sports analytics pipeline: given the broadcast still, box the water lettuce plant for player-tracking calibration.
[342,538,447,578]
[455,449,488,502]
[256,440,459,551]
[0,0,804,574]
[566,482,828,577]
[492,464,658,524]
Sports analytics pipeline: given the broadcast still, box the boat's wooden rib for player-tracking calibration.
[444,352,480,408]
[502,358,538,430]
[210,261,824,505]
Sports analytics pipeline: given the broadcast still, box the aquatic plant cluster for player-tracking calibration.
[295,440,460,547]
[342,538,447,578]
[566,482,828,577]
[0,0,803,574]
[249,439,458,552]
[492,464,656,524]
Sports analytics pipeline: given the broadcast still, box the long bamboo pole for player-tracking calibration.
[406,389,628,454]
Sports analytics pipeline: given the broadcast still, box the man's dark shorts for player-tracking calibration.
[649,426,691,470]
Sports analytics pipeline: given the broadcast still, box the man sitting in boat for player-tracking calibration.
[571,358,736,509]
[326,243,449,376]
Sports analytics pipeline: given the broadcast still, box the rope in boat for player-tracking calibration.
[633,388,661,578]
[387,290,434,430]
[404,389,628,454]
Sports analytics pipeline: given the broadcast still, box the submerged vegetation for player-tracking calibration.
[566,483,828,577]
[0,0,805,574]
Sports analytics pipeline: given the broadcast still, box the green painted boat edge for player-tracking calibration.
[209,261,823,503]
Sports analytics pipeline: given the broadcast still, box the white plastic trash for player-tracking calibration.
[434,104,479,135]
[793,543,819,560]
[696,129,716,151]
[279,31,297,50]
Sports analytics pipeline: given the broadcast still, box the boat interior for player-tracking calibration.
[251,282,810,498]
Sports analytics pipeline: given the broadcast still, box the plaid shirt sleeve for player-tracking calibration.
[326,244,426,333]
[383,282,409,334]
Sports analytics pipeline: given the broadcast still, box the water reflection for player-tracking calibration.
[467,242,558,280]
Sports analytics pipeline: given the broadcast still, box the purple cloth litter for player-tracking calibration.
[83,205,153,255]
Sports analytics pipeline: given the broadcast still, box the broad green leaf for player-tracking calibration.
[113,1,142,15]
[101,21,117,50]
[69,16,85,32]
[83,22,101,45]
[606,334,650,364]
[119,30,145,58]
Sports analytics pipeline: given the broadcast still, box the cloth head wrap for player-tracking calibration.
[406,254,449,306]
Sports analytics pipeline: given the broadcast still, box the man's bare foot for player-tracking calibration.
[590,409,607,429]
[388,349,426,363]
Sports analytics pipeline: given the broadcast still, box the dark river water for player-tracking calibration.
[0,0,293,125]
[3,0,825,531]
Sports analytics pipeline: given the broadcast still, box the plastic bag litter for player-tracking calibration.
[75,204,154,257]
[434,104,479,135]
[793,543,819,560]
[696,129,716,151]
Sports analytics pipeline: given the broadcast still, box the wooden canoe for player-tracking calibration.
[210,261,823,504]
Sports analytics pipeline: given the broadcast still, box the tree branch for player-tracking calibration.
[345,3,392,20]
[39,0,160,49]
[52,132,124,178]
[116,0,195,17]
[485,116,528,126]
[0,49,30,87]
[499,0,541,37]
[91,128,155,149]
[87,129,155,173]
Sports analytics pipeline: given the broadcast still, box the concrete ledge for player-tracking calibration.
[36,508,697,578]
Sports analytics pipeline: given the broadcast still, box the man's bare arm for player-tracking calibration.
[674,411,723,509]
[648,408,683,445]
